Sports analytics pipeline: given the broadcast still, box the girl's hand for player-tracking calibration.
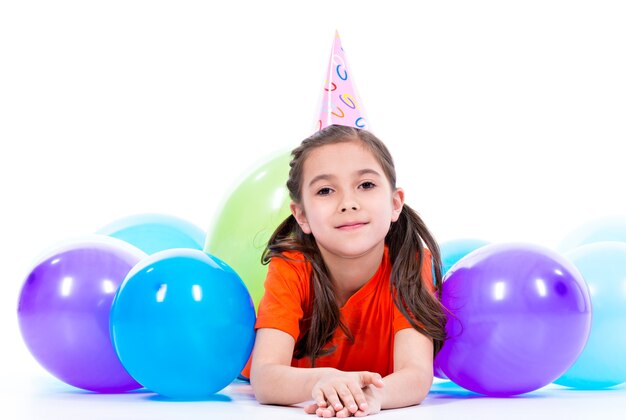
[303,371,384,417]
[354,384,382,417]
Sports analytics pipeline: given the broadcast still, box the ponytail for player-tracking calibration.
[387,204,447,355]
[262,215,353,366]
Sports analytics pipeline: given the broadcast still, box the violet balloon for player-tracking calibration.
[438,243,591,396]
[17,237,146,392]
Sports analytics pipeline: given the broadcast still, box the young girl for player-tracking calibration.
[249,125,446,417]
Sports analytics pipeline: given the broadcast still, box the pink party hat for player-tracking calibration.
[317,31,368,131]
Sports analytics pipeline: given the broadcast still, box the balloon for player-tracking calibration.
[110,249,256,399]
[98,213,206,255]
[434,238,489,380]
[440,238,490,276]
[433,355,448,380]
[438,243,591,396]
[205,152,292,308]
[17,236,146,392]
[555,242,626,389]
[558,215,626,252]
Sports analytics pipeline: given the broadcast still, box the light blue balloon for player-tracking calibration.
[558,216,626,253]
[110,249,256,398]
[440,238,490,277]
[98,214,206,255]
[555,242,626,389]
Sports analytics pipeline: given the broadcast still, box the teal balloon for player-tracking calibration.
[205,152,292,308]
[558,216,626,253]
[98,214,205,255]
[110,249,256,398]
[555,242,626,389]
[440,238,490,277]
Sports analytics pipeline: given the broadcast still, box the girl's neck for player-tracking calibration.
[319,242,385,307]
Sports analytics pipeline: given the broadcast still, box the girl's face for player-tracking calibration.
[291,140,404,260]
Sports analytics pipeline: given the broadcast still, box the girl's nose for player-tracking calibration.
[340,201,359,212]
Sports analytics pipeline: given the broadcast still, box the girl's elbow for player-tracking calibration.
[415,374,434,404]
[249,370,273,405]
[251,382,271,404]
[253,391,272,405]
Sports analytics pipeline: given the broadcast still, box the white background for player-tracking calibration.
[1,0,625,416]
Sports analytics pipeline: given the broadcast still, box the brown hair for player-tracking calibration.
[262,125,446,365]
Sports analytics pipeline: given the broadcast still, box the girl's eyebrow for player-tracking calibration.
[308,169,381,187]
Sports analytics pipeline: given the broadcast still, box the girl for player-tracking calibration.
[249,125,446,417]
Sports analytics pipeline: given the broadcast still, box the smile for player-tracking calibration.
[336,222,368,231]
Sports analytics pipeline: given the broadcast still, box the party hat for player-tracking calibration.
[317,31,369,131]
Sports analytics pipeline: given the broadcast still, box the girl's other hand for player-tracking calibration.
[304,371,384,417]
[354,384,382,417]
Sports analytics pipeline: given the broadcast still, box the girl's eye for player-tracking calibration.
[360,181,376,190]
[317,187,333,196]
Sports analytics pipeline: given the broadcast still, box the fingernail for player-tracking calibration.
[335,403,342,409]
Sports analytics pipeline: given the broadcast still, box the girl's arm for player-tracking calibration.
[376,327,434,409]
[250,327,335,405]
[299,328,433,417]
[250,328,383,410]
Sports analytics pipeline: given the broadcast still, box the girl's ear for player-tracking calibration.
[290,202,312,234]
[391,188,405,222]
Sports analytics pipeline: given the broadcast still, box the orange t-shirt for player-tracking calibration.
[242,246,434,378]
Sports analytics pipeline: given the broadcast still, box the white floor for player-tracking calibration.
[5,371,626,420]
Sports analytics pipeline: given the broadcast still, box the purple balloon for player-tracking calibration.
[438,243,591,396]
[18,237,146,392]
[433,355,449,380]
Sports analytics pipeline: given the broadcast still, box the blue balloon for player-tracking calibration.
[555,242,626,389]
[558,216,626,253]
[110,249,256,398]
[98,214,206,255]
[440,238,490,277]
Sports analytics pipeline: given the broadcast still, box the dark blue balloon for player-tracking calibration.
[110,249,256,398]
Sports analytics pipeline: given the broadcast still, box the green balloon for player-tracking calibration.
[205,152,292,309]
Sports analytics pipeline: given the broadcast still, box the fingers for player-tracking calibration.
[335,406,351,418]
[336,383,359,414]
[311,388,328,409]
[320,386,344,412]
[310,371,384,417]
[359,372,384,388]
[316,404,336,418]
[304,403,319,414]
[346,381,367,413]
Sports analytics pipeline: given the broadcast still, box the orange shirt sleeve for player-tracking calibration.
[254,255,307,342]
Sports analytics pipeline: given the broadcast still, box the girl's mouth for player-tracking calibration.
[337,222,367,230]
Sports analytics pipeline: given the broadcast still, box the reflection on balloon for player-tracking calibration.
[555,242,626,389]
[205,152,292,308]
[17,237,146,392]
[110,249,256,399]
[438,243,591,396]
[98,213,206,255]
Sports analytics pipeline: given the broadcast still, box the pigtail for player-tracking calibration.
[387,205,447,355]
[263,213,353,366]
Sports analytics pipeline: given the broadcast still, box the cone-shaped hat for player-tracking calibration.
[317,31,368,131]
